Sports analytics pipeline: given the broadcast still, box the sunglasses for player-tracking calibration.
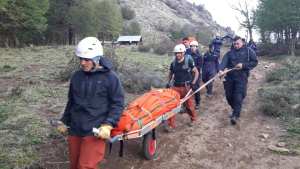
[79,58,92,61]
[174,52,183,55]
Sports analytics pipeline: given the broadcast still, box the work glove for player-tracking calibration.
[235,63,243,70]
[95,124,113,140]
[57,121,68,135]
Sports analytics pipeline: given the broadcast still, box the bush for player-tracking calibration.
[259,57,300,118]
[153,38,175,55]
[257,43,289,56]
[115,55,165,93]
[58,51,80,81]
[266,58,300,83]
[0,65,16,72]
[122,21,141,35]
[119,68,165,93]
[121,6,135,20]
[138,44,151,53]
[258,83,300,117]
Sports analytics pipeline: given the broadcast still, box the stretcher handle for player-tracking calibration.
[180,68,237,104]
[110,135,120,143]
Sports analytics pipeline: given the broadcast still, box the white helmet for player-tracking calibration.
[190,40,199,47]
[173,44,186,53]
[75,37,103,59]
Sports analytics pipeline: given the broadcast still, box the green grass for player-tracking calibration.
[0,103,11,123]
[115,47,172,71]
[0,46,73,168]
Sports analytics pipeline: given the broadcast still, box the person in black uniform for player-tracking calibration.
[219,36,258,125]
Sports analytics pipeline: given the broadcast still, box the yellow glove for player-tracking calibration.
[57,121,68,135]
[96,124,113,139]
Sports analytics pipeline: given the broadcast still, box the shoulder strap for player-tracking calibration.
[247,47,249,61]
[172,54,193,71]
[172,59,176,70]
[185,54,193,71]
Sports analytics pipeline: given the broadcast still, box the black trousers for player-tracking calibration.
[202,70,217,95]
[223,76,248,118]
[194,74,201,105]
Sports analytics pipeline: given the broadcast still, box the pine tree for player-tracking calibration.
[97,0,123,40]
[0,0,49,47]
[256,0,300,56]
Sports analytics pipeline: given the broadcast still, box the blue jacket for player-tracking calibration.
[203,51,219,74]
[247,41,257,53]
[61,57,125,136]
[219,46,258,79]
[185,48,192,55]
[211,37,223,55]
[190,51,203,71]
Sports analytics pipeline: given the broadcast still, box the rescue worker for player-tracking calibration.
[242,38,247,46]
[182,37,192,55]
[221,34,234,41]
[189,40,203,109]
[57,37,124,169]
[247,39,257,54]
[219,36,258,125]
[166,44,199,129]
[210,35,223,59]
[202,44,219,97]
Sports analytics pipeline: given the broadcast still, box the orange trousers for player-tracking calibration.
[68,136,106,169]
[168,86,197,128]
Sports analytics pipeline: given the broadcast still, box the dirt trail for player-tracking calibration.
[101,58,300,169]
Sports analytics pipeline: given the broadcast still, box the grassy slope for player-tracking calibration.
[0,46,172,168]
[258,55,300,151]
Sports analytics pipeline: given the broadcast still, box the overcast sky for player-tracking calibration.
[187,0,259,41]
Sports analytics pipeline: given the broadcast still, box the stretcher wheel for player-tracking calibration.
[142,130,157,160]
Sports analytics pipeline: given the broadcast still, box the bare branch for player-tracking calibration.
[230,0,256,40]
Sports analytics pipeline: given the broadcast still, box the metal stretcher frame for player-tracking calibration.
[106,68,235,160]
[109,105,182,143]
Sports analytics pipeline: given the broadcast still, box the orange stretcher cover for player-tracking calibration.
[111,89,180,136]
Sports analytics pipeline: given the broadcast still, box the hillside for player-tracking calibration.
[119,0,233,44]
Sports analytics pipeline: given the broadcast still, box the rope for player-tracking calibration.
[180,68,237,104]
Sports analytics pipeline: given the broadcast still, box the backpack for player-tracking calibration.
[171,54,194,73]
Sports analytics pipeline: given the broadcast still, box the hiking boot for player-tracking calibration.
[206,93,213,98]
[230,116,237,125]
[187,119,197,127]
[163,122,175,133]
[187,121,194,127]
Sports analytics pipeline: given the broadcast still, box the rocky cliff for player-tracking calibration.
[119,0,233,44]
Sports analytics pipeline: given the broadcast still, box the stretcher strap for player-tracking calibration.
[127,96,177,131]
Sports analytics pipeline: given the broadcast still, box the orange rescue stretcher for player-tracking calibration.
[93,68,235,160]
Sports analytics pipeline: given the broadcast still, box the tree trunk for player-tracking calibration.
[290,30,297,57]
[12,33,20,47]
[259,29,266,43]
[68,27,74,45]
[248,27,253,41]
